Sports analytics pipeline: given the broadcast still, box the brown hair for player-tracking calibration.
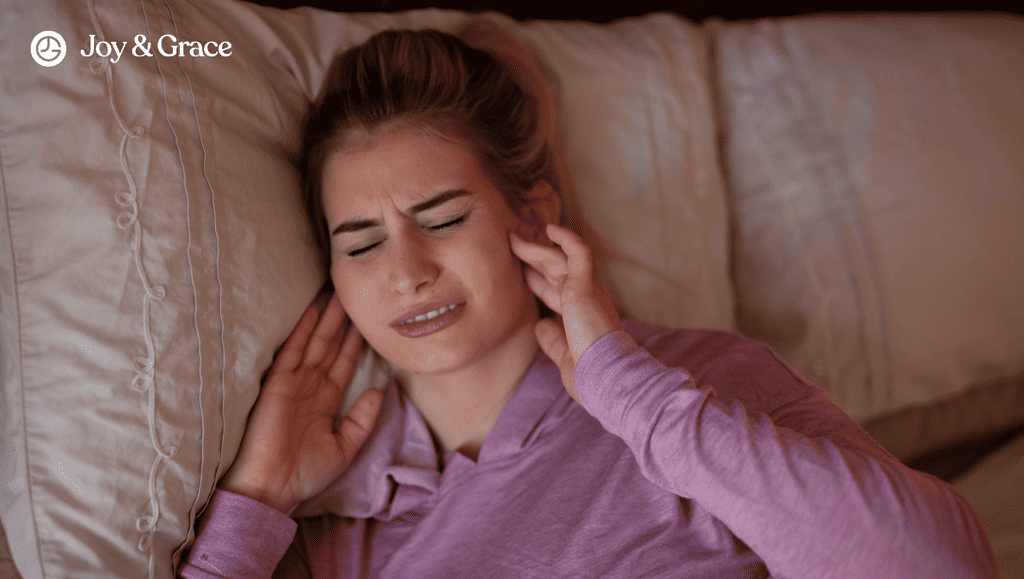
[302,26,556,267]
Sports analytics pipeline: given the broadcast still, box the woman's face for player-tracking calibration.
[322,127,540,375]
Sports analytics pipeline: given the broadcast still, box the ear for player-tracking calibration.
[515,180,561,242]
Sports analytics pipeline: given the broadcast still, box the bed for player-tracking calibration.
[1,1,1022,577]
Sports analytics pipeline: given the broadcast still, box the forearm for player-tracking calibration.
[575,330,998,578]
[179,490,300,579]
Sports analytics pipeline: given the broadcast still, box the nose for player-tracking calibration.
[389,231,440,294]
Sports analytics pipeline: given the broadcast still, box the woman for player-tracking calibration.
[180,26,997,578]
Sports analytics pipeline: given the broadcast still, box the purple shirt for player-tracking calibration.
[181,321,998,578]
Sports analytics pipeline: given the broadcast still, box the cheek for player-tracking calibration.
[465,223,527,298]
[330,268,377,329]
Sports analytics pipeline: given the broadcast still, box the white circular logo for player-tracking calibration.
[31,31,67,67]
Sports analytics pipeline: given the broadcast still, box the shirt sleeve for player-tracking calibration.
[178,490,300,579]
[574,329,999,579]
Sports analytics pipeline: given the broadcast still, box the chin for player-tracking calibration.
[383,327,519,377]
[404,350,461,374]
[395,342,490,376]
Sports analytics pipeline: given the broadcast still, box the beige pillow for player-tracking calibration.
[518,13,734,331]
[0,2,335,577]
[1,3,730,578]
[710,13,1024,460]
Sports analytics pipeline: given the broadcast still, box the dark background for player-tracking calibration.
[247,0,1022,22]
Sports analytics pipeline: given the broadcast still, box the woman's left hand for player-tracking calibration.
[510,223,623,402]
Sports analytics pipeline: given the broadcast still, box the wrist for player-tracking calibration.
[218,477,296,514]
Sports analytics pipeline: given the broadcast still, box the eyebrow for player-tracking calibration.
[331,189,471,236]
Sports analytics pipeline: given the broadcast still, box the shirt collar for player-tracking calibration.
[292,348,571,520]
[473,347,570,462]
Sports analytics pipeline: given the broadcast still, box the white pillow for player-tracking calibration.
[0,3,730,578]
[711,13,1024,460]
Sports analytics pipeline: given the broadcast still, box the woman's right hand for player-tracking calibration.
[218,295,384,513]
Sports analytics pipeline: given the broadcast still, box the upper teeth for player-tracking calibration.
[402,303,460,325]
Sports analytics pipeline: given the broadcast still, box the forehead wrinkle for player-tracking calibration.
[335,186,472,233]
[325,128,488,234]
[329,180,410,236]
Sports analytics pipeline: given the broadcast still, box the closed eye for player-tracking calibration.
[345,215,466,257]
[428,216,465,231]
[347,242,382,257]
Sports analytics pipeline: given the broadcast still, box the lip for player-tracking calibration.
[390,300,467,338]
[389,299,468,328]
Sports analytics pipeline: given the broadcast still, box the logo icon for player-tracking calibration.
[31,31,67,67]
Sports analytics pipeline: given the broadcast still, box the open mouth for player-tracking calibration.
[392,302,466,338]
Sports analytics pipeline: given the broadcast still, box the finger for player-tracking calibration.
[319,302,353,375]
[534,318,577,394]
[510,230,569,281]
[328,321,363,385]
[545,224,593,279]
[269,305,319,374]
[524,266,562,314]
[302,295,346,367]
[336,387,384,463]
[537,319,581,402]
[511,232,568,278]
